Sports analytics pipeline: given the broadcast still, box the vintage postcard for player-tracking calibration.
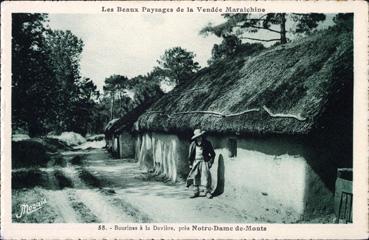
[1,0,368,239]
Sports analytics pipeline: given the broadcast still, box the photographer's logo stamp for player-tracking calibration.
[15,198,47,219]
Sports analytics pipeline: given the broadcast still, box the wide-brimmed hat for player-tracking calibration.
[191,129,206,140]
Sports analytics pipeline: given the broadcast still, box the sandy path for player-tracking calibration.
[75,189,136,222]
[111,181,251,223]
[79,149,253,223]
[60,166,85,188]
[56,159,139,222]
[45,190,80,223]
[33,149,144,223]
[14,148,253,223]
[13,146,334,223]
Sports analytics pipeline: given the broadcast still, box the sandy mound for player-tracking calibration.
[12,134,31,142]
[74,140,106,150]
[86,134,105,142]
[49,132,87,146]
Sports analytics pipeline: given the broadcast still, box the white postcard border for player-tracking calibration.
[1,1,368,239]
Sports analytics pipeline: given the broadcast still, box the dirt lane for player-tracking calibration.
[12,147,256,223]
[75,189,136,222]
[79,149,254,223]
[13,148,153,223]
[12,145,335,223]
[44,190,80,223]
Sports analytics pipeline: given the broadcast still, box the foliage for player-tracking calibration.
[156,47,200,85]
[291,14,327,34]
[200,13,326,45]
[145,67,168,85]
[129,75,163,105]
[12,14,57,136]
[46,30,99,135]
[100,73,163,122]
[71,77,100,135]
[98,46,201,128]
[12,140,49,168]
[12,14,99,136]
[208,35,265,64]
[103,74,129,93]
[101,74,131,119]
[332,13,353,32]
[45,30,83,89]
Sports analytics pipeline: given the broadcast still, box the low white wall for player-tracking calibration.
[118,132,135,158]
[208,136,334,221]
[113,136,119,154]
[137,133,189,182]
[213,144,306,220]
[136,133,334,221]
[135,135,142,162]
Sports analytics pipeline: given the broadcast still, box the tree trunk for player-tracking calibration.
[110,92,115,120]
[280,14,287,44]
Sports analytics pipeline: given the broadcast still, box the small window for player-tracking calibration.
[227,138,237,158]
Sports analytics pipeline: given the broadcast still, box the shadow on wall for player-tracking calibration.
[212,154,225,197]
[225,135,350,194]
[209,135,339,218]
[234,135,306,156]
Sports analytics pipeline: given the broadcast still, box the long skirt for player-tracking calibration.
[186,159,211,189]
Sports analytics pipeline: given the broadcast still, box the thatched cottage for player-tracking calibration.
[105,99,159,159]
[104,118,119,154]
[134,29,353,221]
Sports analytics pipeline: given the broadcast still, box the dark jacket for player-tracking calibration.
[188,139,216,166]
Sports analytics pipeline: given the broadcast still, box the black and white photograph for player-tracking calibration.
[1,1,368,239]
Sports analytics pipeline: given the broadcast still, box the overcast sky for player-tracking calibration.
[48,14,225,91]
[48,14,334,92]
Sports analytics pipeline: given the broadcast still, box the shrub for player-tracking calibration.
[54,170,73,189]
[79,169,102,188]
[12,140,49,168]
[12,169,49,189]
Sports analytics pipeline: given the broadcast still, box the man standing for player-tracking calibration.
[186,129,216,199]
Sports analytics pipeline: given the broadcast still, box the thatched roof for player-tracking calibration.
[136,30,353,136]
[106,98,160,135]
[104,118,119,134]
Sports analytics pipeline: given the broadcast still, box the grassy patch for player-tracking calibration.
[12,138,68,169]
[12,169,50,189]
[54,170,73,189]
[79,169,103,188]
[70,155,85,165]
[67,191,99,223]
[51,154,67,167]
[12,169,73,190]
